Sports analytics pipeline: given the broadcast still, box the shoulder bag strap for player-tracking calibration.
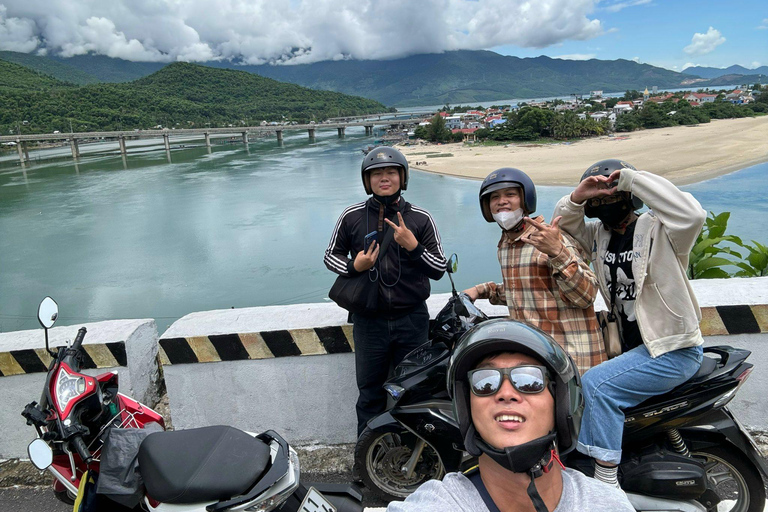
[376,199,406,257]
[466,470,502,512]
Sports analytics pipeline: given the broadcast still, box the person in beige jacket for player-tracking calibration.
[553,159,706,488]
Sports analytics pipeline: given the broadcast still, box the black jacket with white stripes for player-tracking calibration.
[325,197,447,316]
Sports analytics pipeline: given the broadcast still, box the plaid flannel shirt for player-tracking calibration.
[475,216,606,374]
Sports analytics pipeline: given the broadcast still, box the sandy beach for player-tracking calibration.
[400,116,768,185]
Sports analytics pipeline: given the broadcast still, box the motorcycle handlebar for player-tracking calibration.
[71,327,87,352]
[71,434,92,464]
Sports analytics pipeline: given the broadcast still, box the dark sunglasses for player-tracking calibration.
[586,194,624,208]
[468,365,549,397]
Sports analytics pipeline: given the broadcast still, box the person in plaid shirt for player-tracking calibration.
[463,168,606,374]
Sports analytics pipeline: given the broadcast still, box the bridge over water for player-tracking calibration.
[1,113,434,165]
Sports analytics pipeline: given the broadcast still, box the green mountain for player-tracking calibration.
[234,51,697,106]
[0,51,100,85]
[51,54,166,83]
[4,50,759,109]
[683,65,768,79]
[0,62,390,135]
[0,58,73,91]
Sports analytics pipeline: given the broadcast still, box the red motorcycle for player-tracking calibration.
[22,296,165,505]
[23,297,362,512]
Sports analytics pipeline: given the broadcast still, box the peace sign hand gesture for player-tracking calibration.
[521,216,565,257]
[384,212,419,251]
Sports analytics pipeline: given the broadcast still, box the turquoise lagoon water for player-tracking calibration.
[0,129,765,332]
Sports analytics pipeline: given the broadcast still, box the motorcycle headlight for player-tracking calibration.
[55,367,86,413]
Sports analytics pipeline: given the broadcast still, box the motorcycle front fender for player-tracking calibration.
[365,411,398,432]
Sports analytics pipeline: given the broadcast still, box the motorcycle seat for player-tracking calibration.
[685,354,718,384]
[138,425,271,504]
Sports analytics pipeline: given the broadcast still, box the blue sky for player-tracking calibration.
[492,0,768,71]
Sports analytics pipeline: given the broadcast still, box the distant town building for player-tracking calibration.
[590,90,604,98]
[683,93,717,105]
[444,116,462,130]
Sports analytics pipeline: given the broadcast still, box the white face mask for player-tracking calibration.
[492,209,525,231]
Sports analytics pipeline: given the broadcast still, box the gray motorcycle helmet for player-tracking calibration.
[447,318,583,457]
[361,146,409,195]
[581,159,643,218]
[479,168,537,222]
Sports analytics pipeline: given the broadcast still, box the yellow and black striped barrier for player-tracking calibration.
[159,325,355,365]
[0,342,127,377]
[157,305,768,366]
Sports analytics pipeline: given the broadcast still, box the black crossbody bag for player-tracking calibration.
[328,206,400,315]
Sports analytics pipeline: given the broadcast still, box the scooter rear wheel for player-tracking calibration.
[355,426,445,502]
[691,445,766,512]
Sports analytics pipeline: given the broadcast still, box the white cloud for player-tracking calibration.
[682,62,702,70]
[758,18,768,30]
[632,56,640,63]
[751,61,761,68]
[0,0,605,64]
[0,5,39,52]
[602,0,651,13]
[683,27,725,56]
[554,53,596,60]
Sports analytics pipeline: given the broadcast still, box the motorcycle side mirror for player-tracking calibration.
[28,439,53,470]
[38,297,58,357]
[447,254,458,274]
[38,297,58,329]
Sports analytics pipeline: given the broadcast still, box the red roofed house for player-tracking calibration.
[683,93,717,105]
[452,128,478,142]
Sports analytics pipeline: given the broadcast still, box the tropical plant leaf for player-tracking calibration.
[693,256,735,272]
[696,268,731,279]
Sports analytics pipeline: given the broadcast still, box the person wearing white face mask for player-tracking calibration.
[463,168,606,375]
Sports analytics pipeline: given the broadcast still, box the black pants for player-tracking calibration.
[351,302,429,436]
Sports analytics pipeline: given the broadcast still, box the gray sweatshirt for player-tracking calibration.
[386,469,634,512]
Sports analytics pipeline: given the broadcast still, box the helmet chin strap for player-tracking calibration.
[474,431,559,512]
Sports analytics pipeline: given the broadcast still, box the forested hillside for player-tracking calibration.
[0,62,391,135]
[0,51,99,85]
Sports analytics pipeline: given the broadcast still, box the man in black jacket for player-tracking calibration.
[325,146,447,436]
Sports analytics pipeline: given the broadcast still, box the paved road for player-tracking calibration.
[0,472,389,511]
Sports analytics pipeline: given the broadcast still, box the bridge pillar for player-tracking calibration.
[118,136,127,156]
[204,132,211,148]
[242,132,248,144]
[70,138,80,159]
[163,134,171,152]
[365,125,373,136]
[15,139,26,164]
[308,129,316,141]
[276,130,283,142]
[22,141,30,162]
[337,127,345,138]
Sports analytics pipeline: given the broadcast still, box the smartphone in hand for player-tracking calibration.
[364,231,378,251]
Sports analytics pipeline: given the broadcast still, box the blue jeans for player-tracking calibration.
[577,344,703,464]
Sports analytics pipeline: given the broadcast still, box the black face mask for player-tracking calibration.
[592,201,633,229]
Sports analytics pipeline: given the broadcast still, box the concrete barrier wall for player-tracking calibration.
[160,277,768,446]
[0,319,159,458]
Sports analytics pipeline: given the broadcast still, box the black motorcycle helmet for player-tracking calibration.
[361,146,409,195]
[581,159,643,219]
[447,318,583,460]
[479,168,537,222]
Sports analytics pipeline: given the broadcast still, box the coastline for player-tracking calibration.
[399,116,768,186]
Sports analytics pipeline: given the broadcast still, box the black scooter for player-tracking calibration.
[355,258,768,512]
